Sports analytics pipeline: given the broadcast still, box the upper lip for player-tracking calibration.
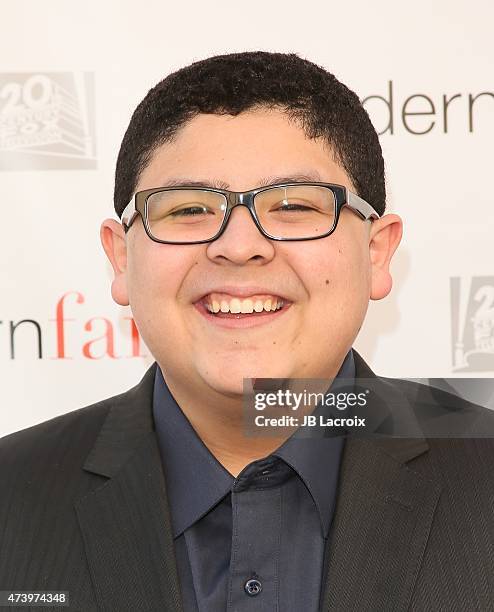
[195,286,292,302]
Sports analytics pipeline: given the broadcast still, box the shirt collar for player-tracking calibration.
[153,350,355,538]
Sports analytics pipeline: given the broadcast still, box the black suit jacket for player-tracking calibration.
[1,350,494,611]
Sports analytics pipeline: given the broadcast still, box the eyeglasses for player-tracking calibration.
[121,182,380,244]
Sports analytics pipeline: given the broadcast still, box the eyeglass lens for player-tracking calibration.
[145,185,336,242]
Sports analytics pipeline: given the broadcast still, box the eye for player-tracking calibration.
[270,199,321,214]
[276,203,316,212]
[169,206,213,217]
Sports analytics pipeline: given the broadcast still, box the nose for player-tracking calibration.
[205,203,275,264]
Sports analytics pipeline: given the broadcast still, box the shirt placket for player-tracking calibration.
[227,477,282,611]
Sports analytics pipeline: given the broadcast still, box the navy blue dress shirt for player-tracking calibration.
[153,350,355,611]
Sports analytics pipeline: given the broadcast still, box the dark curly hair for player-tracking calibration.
[114,51,385,217]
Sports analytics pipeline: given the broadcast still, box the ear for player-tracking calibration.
[100,219,130,306]
[368,213,403,300]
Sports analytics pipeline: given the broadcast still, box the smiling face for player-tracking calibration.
[102,108,402,398]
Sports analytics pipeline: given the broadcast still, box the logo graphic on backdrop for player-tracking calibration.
[0,72,96,170]
[451,277,494,372]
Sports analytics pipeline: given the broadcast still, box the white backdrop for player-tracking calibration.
[1,0,493,436]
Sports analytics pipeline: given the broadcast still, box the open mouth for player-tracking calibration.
[204,297,287,318]
[194,295,293,328]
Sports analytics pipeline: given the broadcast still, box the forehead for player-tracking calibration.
[137,108,352,192]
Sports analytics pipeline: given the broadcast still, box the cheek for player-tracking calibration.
[296,239,370,313]
[125,249,188,358]
[126,238,182,316]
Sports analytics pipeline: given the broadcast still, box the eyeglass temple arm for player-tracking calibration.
[121,199,136,230]
[346,191,380,221]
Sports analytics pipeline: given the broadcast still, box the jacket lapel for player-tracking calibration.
[75,364,184,612]
[320,350,442,611]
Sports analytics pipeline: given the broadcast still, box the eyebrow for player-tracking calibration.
[158,171,323,191]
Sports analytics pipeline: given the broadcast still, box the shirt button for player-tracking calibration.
[244,578,262,596]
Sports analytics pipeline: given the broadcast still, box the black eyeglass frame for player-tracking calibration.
[121,182,380,244]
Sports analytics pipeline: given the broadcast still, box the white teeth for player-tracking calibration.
[241,299,253,313]
[230,298,241,313]
[204,296,285,314]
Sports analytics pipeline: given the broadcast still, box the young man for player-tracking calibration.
[1,52,493,611]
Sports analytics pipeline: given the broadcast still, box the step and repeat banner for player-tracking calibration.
[1,0,493,436]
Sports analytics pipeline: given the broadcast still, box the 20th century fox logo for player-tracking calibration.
[451,276,494,372]
[0,72,96,170]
